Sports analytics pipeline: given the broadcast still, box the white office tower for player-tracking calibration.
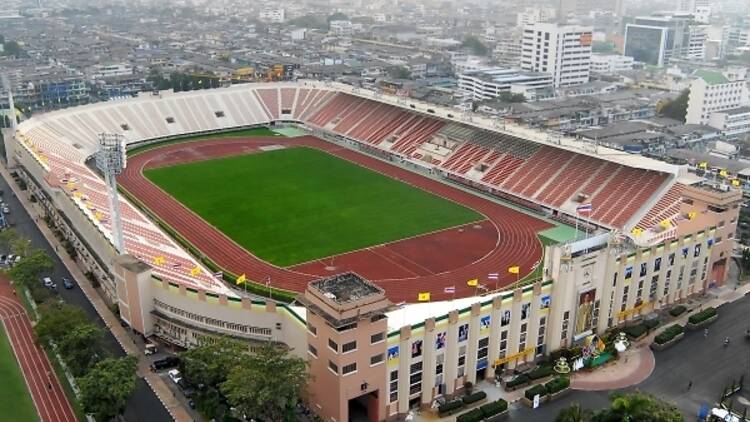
[685,69,749,125]
[521,23,593,88]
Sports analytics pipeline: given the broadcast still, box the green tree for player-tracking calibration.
[289,14,329,30]
[10,237,32,257]
[462,35,488,56]
[498,92,526,103]
[221,343,309,422]
[591,392,684,422]
[742,248,750,272]
[592,41,615,54]
[58,323,105,376]
[659,90,690,122]
[8,249,53,288]
[0,228,19,252]
[35,301,89,344]
[388,66,411,79]
[557,403,592,422]
[78,356,138,422]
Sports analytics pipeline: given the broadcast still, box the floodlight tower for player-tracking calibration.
[95,133,126,254]
[2,74,17,131]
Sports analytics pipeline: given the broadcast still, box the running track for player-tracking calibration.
[0,279,77,422]
[119,136,551,303]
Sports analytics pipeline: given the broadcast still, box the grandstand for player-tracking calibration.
[10,81,683,299]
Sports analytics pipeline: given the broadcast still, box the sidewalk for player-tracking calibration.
[0,165,193,422]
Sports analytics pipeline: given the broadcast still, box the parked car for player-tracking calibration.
[13,256,21,265]
[150,356,180,371]
[5,254,15,265]
[2,206,9,214]
[62,278,74,289]
[144,342,157,355]
[42,277,57,290]
[167,369,182,384]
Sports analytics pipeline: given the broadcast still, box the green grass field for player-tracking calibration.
[145,147,482,266]
[0,325,39,422]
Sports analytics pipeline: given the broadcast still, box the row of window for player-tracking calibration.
[153,299,272,337]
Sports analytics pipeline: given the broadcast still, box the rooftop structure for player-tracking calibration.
[309,272,384,306]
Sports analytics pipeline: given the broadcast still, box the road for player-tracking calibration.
[0,172,174,422]
[508,293,750,421]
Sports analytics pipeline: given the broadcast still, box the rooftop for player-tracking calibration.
[310,272,383,305]
[694,69,730,85]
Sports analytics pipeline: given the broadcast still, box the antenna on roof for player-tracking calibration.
[2,74,17,131]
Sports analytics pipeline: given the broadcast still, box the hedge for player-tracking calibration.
[643,319,659,330]
[524,384,547,401]
[527,365,554,380]
[480,399,508,417]
[456,408,484,422]
[623,323,648,339]
[438,399,465,415]
[654,324,684,345]
[462,391,487,404]
[688,307,717,324]
[545,376,570,394]
[505,374,530,388]
[669,305,687,317]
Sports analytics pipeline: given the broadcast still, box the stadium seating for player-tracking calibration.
[14,82,679,294]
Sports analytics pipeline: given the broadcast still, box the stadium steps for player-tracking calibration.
[606,172,669,227]
[520,149,577,199]
[501,146,557,192]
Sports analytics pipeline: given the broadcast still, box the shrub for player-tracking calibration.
[545,376,570,394]
[480,399,508,417]
[524,384,546,401]
[623,323,648,339]
[462,391,487,404]
[669,305,687,317]
[688,307,717,325]
[456,408,484,422]
[643,318,659,330]
[654,324,685,345]
[438,399,465,415]
[527,365,554,380]
[505,373,530,389]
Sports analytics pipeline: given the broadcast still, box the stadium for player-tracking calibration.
[3,81,740,422]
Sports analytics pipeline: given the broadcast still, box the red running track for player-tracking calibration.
[119,136,551,303]
[0,279,77,422]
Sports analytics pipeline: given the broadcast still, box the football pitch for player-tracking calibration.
[0,325,38,422]
[145,147,483,266]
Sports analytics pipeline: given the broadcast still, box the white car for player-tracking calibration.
[2,206,9,214]
[42,277,56,289]
[167,369,182,384]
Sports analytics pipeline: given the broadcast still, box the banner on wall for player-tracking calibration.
[387,345,399,366]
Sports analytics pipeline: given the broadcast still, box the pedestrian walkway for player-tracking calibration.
[0,278,77,422]
[0,164,193,422]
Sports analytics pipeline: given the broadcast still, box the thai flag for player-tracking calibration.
[213,271,223,279]
[444,286,456,294]
[488,273,499,280]
[394,301,406,309]
[576,203,593,214]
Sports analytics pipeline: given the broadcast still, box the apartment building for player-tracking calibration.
[685,69,748,125]
[521,22,593,88]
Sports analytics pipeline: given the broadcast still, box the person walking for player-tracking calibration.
[704,328,709,338]
[687,380,692,391]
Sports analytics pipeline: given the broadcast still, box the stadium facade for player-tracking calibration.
[2,81,740,422]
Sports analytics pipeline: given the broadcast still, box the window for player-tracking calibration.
[165,116,175,124]
[308,344,317,357]
[214,110,225,118]
[307,323,317,336]
[371,332,385,344]
[371,353,384,366]
[654,257,661,272]
[328,339,338,352]
[337,322,357,332]
[639,263,647,277]
[342,341,357,353]
[625,266,633,279]
[668,253,675,266]
[328,361,338,374]
[342,362,357,375]
[120,123,130,131]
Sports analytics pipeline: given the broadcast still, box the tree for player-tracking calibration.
[0,228,19,252]
[387,66,411,79]
[57,323,105,376]
[35,301,89,344]
[659,90,689,122]
[592,41,615,54]
[8,249,53,288]
[78,356,138,422]
[591,392,684,422]
[327,12,349,23]
[462,35,488,56]
[498,92,526,103]
[11,237,32,257]
[179,337,247,419]
[222,343,309,422]
[557,403,592,422]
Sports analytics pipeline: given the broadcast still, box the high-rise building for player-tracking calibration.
[521,22,593,88]
[623,13,700,67]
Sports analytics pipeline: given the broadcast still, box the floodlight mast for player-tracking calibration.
[2,74,17,131]
[95,133,126,254]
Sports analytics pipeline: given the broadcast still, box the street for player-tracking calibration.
[508,292,750,421]
[0,173,174,422]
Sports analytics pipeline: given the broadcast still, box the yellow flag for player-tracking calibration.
[688,211,697,220]
[467,278,479,287]
[631,227,643,236]
[418,292,431,302]
[719,169,728,178]
[94,211,103,221]
[732,179,740,187]
[66,182,75,189]
[508,266,520,274]
[660,219,671,228]
[236,274,247,285]
[190,266,202,276]
[73,191,82,198]
[698,161,708,169]
[153,256,166,265]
